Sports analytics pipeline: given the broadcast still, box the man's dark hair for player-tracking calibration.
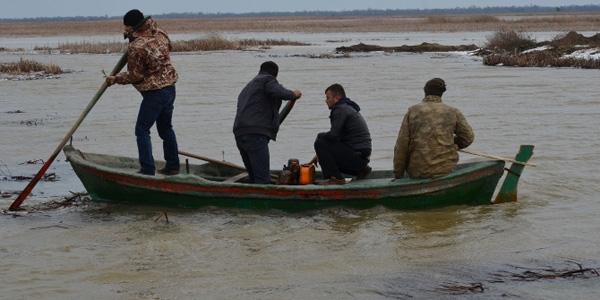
[325,83,346,98]
[260,61,279,77]
[424,78,446,96]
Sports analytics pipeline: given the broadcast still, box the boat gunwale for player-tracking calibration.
[64,145,506,201]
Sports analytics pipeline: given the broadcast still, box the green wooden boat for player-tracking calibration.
[63,145,534,211]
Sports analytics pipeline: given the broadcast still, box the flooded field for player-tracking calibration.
[1,31,599,299]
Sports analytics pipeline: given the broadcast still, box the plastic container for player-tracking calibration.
[299,164,315,185]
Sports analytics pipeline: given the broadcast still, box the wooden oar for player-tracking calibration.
[178,150,279,180]
[178,150,246,172]
[9,53,129,211]
[459,148,536,167]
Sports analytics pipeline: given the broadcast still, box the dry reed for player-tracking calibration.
[482,30,600,69]
[484,52,600,69]
[54,41,126,54]
[0,58,63,74]
[28,36,310,54]
[172,36,310,52]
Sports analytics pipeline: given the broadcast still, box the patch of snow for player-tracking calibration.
[523,46,550,53]
[562,48,600,60]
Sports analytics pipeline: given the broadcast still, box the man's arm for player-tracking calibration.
[454,111,474,149]
[393,113,411,179]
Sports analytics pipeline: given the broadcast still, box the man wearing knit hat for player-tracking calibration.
[393,78,474,179]
[106,9,180,176]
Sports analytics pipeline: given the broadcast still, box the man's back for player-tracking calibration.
[393,79,474,180]
[402,96,473,178]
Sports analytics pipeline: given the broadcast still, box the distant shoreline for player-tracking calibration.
[1,12,599,37]
[1,4,599,23]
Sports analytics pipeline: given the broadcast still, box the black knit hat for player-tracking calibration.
[424,78,446,96]
[123,9,144,27]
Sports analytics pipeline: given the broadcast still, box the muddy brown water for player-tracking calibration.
[1,32,599,299]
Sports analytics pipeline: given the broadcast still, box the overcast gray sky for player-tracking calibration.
[0,0,596,19]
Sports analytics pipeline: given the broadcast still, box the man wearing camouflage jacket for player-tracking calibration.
[393,78,474,179]
[106,9,180,176]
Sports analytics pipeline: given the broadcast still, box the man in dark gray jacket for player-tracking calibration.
[308,83,372,185]
[233,61,302,184]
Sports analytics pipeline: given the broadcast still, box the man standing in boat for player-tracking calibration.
[233,61,302,184]
[106,9,180,176]
[308,83,372,185]
[393,78,474,179]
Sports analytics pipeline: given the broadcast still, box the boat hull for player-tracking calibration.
[64,145,505,211]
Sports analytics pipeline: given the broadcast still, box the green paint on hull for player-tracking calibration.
[64,145,515,212]
[494,145,535,203]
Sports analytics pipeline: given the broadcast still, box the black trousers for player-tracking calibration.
[314,138,369,180]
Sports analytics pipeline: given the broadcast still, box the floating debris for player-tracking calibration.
[437,282,485,294]
[492,261,599,282]
[19,159,45,165]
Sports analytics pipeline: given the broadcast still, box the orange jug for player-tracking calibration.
[299,164,315,185]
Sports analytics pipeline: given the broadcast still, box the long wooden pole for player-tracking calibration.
[9,53,129,211]
[459,148,536,167]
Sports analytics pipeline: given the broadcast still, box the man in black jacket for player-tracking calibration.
[308,83,372,185]
[233,61,302,184]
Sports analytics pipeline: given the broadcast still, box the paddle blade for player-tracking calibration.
[493,145,535,204]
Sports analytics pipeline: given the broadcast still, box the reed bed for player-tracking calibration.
[54,41,127,54]
[0,58,63,74]
[1,13,599,37]
[29,36,310,54]
[484,51,600,69]
[482,30,600,69]
[172,36,309,52]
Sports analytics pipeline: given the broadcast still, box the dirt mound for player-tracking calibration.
[336,42,478,53]
[552,31,600,47]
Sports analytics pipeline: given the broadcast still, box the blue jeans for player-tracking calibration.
[235,134,271,184]
[135,85,179,174]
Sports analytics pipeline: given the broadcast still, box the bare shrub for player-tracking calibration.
[485,30,537,52]
[0,58,63,74]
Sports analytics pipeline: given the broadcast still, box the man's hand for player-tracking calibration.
[105,75,116,86]
[294,90,302,99]
[307,155,319,168]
